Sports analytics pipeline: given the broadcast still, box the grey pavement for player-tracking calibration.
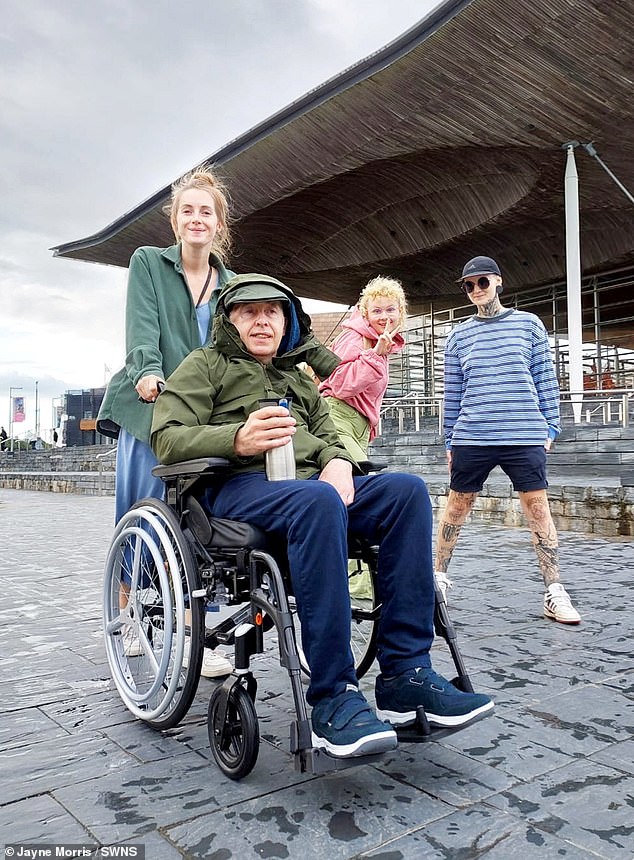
[1,488,633,859]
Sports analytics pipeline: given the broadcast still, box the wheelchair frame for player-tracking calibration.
[103,457,482,780]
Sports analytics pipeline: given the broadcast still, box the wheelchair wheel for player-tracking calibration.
[103,499,203,729]
[289,556,380,680]
[208,684,259,780]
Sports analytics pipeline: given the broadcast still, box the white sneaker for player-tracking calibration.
[122,626,144,657]
[183,644,232,678]
[434,571,453,604]
[544,583,581,624]
[200,648,232,678]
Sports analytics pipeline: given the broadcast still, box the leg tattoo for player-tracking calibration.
[434,491,477,573]
[519,490,560,587]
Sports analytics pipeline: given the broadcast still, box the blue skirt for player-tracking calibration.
[115,428,165,523]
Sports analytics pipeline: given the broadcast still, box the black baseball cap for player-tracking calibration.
[457,256,501,281]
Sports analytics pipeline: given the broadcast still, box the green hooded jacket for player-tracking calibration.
[150,274,353,478]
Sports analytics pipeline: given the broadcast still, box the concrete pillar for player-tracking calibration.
[564,144,584,423]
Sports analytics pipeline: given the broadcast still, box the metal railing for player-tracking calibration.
[379,387,634,434]
[96,447,117,458]
[378,393,444,436]
[560,389,633,427]
[96,446,117,494]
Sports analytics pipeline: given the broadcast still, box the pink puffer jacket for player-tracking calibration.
[318,308,404,438]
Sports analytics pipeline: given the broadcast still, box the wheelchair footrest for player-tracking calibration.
[291,719,389,774]
[294,747,386,775]
[395,704,492,743]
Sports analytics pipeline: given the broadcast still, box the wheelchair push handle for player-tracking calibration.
[137,378,166,403]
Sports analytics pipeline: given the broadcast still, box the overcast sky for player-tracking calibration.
[1,0,441,438]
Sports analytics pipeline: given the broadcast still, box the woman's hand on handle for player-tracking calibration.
[136,374,165,403]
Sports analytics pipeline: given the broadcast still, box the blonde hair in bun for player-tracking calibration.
[165,165,232,262]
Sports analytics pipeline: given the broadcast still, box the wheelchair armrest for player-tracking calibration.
[152,457,232,480]
[357,460,387,475]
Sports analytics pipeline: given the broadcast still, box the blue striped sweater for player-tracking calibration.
[443,309,560,448]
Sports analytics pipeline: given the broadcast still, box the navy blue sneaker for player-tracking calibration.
[311,688,398,758]
[375,668,494,728]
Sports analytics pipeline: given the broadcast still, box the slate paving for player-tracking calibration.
[0,487,632,859]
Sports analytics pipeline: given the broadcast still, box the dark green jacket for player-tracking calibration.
[97,244,235,443]
[151,274,352,478]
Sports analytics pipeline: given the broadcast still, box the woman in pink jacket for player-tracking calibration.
[319,276,407,462]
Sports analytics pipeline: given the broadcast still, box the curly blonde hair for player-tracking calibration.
[164,165,232,262]
[358,276,408,329]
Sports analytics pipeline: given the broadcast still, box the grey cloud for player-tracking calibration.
[1,0,428,404]
[0,370,71,403]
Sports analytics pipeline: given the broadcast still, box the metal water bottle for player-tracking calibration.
[261,397,296,481]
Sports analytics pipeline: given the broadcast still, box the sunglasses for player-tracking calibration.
[462,276,494,293]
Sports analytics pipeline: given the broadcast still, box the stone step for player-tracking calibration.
[1,439,632,535]
[0,471,115,495]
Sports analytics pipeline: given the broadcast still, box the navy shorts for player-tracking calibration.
[449,445,548,493]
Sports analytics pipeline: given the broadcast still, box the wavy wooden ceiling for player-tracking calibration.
[53,0,634,311]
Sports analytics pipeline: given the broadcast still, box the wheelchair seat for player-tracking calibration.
[182,493,272,551]
[207,518,271,550]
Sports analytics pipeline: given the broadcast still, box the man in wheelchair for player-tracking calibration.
[151,273,494,759]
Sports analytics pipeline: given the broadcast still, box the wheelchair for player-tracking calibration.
[103,457,483,780]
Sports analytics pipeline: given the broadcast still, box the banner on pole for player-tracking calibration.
[13,396,25,423]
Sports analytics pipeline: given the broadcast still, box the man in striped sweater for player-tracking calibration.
[433,256,581,625]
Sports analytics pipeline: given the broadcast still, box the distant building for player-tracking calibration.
[310,311,348,349]
[62,387,111,447]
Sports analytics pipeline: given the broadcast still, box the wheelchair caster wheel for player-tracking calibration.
[207,684,259,780]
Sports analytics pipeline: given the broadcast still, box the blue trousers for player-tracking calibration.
[204,471,435,705]
[115,429,164,523]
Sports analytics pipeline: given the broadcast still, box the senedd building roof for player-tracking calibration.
[52,0,634,309]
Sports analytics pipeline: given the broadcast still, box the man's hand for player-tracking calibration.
[446,449,452,472]
[544,437,552,452]
[319,458,355,505]
[234,405,296,457]
[136,374,165,403]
